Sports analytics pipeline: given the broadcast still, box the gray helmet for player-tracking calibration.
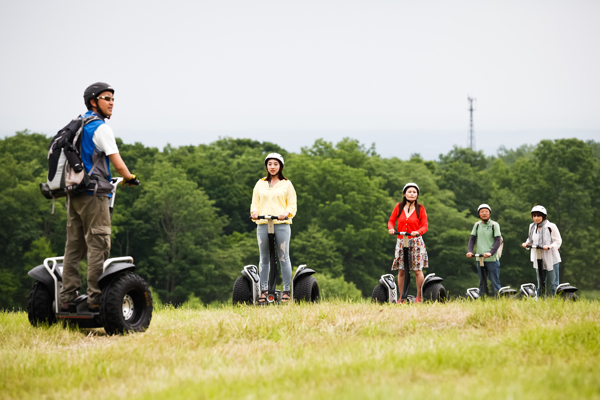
[477,204,491,213]
[531,205,547,216]
[402,182,420,194]
[84,82,114,110]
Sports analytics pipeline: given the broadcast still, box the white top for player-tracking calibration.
[92,123,119,156]
[525,221,562,270]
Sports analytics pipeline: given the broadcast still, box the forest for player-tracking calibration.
[1,131,599,309]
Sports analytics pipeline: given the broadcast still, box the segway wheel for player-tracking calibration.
[422,283,447,303]
[561,292,579,301]
[232,276,253,305]
[27,281,57,326]
[371,284,388,303]
[100,272,153,335]
[294,275,319,302]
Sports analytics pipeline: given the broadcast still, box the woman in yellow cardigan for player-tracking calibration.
[250,153,297,303]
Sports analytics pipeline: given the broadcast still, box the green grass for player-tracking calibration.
[1,299,600,399]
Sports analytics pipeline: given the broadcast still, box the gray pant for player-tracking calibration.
[61,195,111,306]
[257,224,292,291]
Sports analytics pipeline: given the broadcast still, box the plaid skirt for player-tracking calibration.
[391,236,429,271]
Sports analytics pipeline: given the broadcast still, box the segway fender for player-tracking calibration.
[98,263,136,289]
[27,264,58,294]
[379,274,398,303]
[293,267,316,283]
[466,288,480,300]
[422,274,443,291]
[556,284,578,295]
[242,268,260,283]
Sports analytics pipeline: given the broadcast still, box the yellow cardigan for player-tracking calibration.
[250,178,297,224]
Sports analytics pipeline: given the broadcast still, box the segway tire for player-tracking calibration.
[371,284,388,303]
[422,282,447,303]
[100,272,153,335]
[294,275,319,302]
[232,276,253,305]
[27,281,57,326]
[561,292,578,301]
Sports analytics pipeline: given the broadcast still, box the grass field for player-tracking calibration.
[1,299,599,400]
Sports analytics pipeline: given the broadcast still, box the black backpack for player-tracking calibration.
[40,115,100,210]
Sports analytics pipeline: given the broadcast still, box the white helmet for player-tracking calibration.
[477,204,491,213]
[531,205,547,215]
[265,153,284,166]
[402,182,420,194]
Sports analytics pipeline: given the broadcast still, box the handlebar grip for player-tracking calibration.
[393,231,420,236]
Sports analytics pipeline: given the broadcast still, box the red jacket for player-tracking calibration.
[388,203,428,239]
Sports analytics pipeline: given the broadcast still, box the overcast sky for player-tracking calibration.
[1,0,599,159]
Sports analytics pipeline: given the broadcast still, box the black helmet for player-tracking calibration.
[84,82,114,109]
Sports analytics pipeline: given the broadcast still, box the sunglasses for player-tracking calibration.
[97,95,115,102]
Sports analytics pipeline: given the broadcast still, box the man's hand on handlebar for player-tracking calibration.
[466,252,473,258]
[483,252,491,258]
[251,212,258,220]
[278,214,287,221]
[122,174,140,187]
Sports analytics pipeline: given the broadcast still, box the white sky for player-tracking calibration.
[1,0,599,159]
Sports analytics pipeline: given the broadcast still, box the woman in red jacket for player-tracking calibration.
[388,182,429,302]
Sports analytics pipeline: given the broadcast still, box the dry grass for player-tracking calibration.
[1,299,599,399]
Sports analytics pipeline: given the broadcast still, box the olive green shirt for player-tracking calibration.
[470,220,502,262]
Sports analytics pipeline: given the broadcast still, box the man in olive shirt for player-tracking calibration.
[466,204,502,297]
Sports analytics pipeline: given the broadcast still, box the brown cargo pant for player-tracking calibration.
[60,194,111,306]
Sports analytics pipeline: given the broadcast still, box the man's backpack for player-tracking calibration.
[39,115,100,211]
[475,220,504,258]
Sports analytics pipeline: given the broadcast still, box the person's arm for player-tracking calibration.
[108,153,133,180]
[250,181,261,218]
[550,224,562,249]
[416,206,428,235]
[467,235,476,254]
[388,204,400,232]
[489,236,501,255]
[284,181,297,218]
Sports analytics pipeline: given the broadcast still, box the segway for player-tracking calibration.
[466,254,516,300]
[26,177,153,335]
[232,215,319,304]
[524,245,578,301]
[372,231,446,303]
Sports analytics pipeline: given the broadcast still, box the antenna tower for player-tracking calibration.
[468,96,475,150]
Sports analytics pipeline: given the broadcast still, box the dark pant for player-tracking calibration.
[477,261,501,298]
[60,195,111,306]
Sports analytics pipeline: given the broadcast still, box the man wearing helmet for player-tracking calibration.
[466,204,503,297]
[60,82,138,312]
[250,153,297,303]
[522,206,562,296]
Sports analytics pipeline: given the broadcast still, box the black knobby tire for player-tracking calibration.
[232,276,253,305]
[294,275,319,302]
[422,282,447,303]
[371,284,389,303]
[562,292,579,301]
[100,272,153,335]
[27,281,57,326]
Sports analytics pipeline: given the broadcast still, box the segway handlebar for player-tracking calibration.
[392,231,420,236]
[525,245,549,250]
[252,215,289,220]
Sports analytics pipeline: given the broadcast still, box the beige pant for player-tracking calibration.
[60,195,111,306]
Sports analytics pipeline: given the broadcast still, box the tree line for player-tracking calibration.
[1,131,599,309]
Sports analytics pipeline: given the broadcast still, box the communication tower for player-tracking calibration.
[468,96,476,150]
